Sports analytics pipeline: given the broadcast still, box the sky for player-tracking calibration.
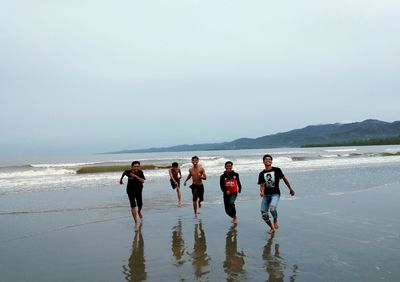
[1,0,399,157]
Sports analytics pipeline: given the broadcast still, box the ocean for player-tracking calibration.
[0,144,399,227]
[1,146,400,281]
[1,145,400,197]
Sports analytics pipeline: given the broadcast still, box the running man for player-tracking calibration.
[120,161,146,229]
[184,156,207,217]
[169,162,182,207]
[220,161,242,224]
[258,154,295,234]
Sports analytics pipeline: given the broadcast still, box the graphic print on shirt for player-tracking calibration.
[264,171,275,188]
[224,176,238,193]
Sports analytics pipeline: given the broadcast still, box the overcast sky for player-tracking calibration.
[1,1,399,157]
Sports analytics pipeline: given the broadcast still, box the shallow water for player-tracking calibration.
[1,146,400,281]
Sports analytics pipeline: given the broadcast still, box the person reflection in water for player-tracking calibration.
[171,219,186,267]
[190,221,211,279]
[223,226,246,281]
[122,224,147,282]
[262,234,298,282]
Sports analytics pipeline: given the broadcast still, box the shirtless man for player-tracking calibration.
[184,156,207,217]
[169,162,182,207]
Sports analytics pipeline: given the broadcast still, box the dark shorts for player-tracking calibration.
[127,189,143,208]
[190,184,204,202]
[170,179,180,189]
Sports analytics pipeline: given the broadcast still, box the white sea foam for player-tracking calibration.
[324,148,357,152]
[0,168,76,179]
[31,162,101,168]
[2,147,400,195]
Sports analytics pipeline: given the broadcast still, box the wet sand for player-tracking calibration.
[1,182,399,281]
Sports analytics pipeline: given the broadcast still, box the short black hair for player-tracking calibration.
[131,161,140,166]
[263,154,273,161]
[225,161,233,166]
[172,162,179,167]
[191,156,199,161]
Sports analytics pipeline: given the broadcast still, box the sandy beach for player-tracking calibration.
[1,177,399,281]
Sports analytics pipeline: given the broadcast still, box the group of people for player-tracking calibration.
[120,154,295,234]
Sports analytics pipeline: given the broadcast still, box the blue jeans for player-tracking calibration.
[260,194,280,223]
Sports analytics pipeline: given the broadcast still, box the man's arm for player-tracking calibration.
[119,171,126,185]
[259,184,264,197]
[183,169,192,186]
[220,175,225,193]
[131,171,145,184]
[283,176,295,196]
[236,173,242,193]
[201,168,207,180]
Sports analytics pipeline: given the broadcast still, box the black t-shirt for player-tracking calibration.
[257,167,284,195]
[123,169,145,193]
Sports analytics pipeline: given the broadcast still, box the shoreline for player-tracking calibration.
[1,181,399,281]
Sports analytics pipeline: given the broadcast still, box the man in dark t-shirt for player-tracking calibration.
[258,154,295,234]
[120,161,146,229]
[220,161,242,224]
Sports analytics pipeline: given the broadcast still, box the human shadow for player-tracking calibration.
[171,219,186,267]
[122,224,147,282]
[262,234,298,282]
[223,225,246,281]
[190,220,211,279]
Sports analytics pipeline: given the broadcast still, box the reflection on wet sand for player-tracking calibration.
[171,219,186,266]
[223,226,246,281]
[122,224,147,282]
[190,221,211,279]
[262,234,298,282]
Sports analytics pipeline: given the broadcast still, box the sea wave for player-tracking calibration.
[1,149,400,195]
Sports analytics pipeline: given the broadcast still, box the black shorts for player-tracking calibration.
[170,179,180,189]
[127,189,143,208]
[190,184,204,202]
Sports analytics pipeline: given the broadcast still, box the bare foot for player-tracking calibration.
[232,217,238,224]
[134,224,139,232]
[267,228,275,234]
[138,212,143,219]
[178,202,182,208]
[194,213,198,219]
[198,201,202,208]
[274,220,280,230]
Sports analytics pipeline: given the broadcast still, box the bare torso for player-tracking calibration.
[190,165,205,185]
[170,167,181,180]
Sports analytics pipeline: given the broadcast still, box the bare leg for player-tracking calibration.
[131,208,138,227]
[177,187,182,207]
[231,215,238,224]
[267,220,276,234]
[138,206,143,220]
[274,218,280,230]
[193,201,198,217]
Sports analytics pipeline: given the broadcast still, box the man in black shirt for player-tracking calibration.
[120,161,146,229]
[258,154,295,234]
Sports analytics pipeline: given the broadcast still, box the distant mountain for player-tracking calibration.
[106,119,400,154]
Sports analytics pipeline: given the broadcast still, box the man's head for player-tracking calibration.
[263,154,273,167]
[172,162,179,168]
[263,154,273,161]
[191,156,199,166]
[131,161,140,170]
[225,161,233,172]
